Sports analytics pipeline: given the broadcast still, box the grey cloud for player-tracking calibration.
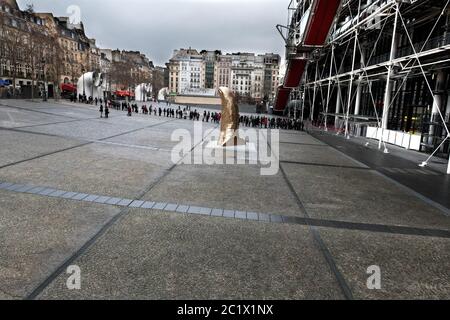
[18,0,287,65]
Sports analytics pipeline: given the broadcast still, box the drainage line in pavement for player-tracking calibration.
[0,119,174,171]
[263,130,354,300]
[25,124,217,300]
[311,132,450,217]
[24,164,177,300]
[0,102,81,120]
[279,164,354,300]
[281,160,371,171]
[280,142,330,147]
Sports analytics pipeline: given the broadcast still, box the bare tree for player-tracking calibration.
[0,12,6,78]
[111,60,133,92]
[152,68,165,99]
[45,35,64,100]
[24,28,47,100]
[3,26,26,97]
[25,4,35,14]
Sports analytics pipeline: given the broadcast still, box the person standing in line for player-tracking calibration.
[99,104,104,118]
[105,106,109,119]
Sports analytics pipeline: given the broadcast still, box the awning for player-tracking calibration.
[115,90,135,97]
[274,87,291,112]
[284,59,307,88]
[0,79,11,86]
[60,83,77,92]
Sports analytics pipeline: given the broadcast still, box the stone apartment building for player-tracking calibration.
[0,0,157,99]
[0,0,104,97]
[167,48,280,102]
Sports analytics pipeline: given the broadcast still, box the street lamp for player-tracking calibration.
[81,66,86,99]
[41,59,47,102]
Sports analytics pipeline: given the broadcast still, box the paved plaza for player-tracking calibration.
[0,99,449,300]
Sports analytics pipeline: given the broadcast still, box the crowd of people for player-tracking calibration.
[105,101,226,124]
[239,115,304,131]
[89,99,305,132]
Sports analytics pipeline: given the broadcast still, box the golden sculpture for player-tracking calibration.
[218,87,246,147]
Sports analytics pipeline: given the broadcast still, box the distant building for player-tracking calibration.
[167,48,281,102]
[0,0,156,99]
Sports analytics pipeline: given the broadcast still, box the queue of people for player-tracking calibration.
[70,93,104,106]
[97,100,304,131]
[240,115,304,131]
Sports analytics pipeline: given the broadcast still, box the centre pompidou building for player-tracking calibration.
[276,0,450,163]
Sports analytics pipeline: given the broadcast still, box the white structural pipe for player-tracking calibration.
[354,79,362,116]
[447,148,450,174]
[429,71,446,145]
[379,4,399,152]
[335,86,342,127]
[310,63,319,123]
[325,44,335,131]
[354,50,365,116]
[345,29,358,138]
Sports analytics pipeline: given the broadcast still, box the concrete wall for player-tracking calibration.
[175,95,221,105]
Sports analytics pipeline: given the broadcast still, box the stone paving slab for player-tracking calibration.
[1,100,449,300]
[0,103,69,128]
[104,123,196,150]
[22,118,152,141]
[38,210,343,300]
[0,190,120,299]
[281,162,450,231]
[311,131,450,210]
[279,132,327,145]
[2,179,449,239]
[143,164,302,217]
[280,143,366,168]
[318,227,450,299]
[0,130,83,168]
[0,143,171,199]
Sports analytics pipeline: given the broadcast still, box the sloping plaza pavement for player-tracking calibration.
[0,99,449,300]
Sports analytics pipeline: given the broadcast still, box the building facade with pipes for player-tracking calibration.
[277,0,450,164]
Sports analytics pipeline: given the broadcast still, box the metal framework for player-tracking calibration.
[277,0,450,174]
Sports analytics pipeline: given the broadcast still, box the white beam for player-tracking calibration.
[448,150,450,175]
[354,79,362,115]
[335,86,342,127]
[325,44,335,131]
[379,3,399,152]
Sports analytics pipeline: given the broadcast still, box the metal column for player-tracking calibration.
[354,77,362,116]
[335,86,342,128]
[311,62,319,123]
[380,3,399,152]
[325,45,335,131]
[429,71,446,145]
[344,29,359,138]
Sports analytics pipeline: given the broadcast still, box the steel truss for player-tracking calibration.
[291,0,450,174]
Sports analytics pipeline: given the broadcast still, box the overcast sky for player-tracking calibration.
[17,0,288,66]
